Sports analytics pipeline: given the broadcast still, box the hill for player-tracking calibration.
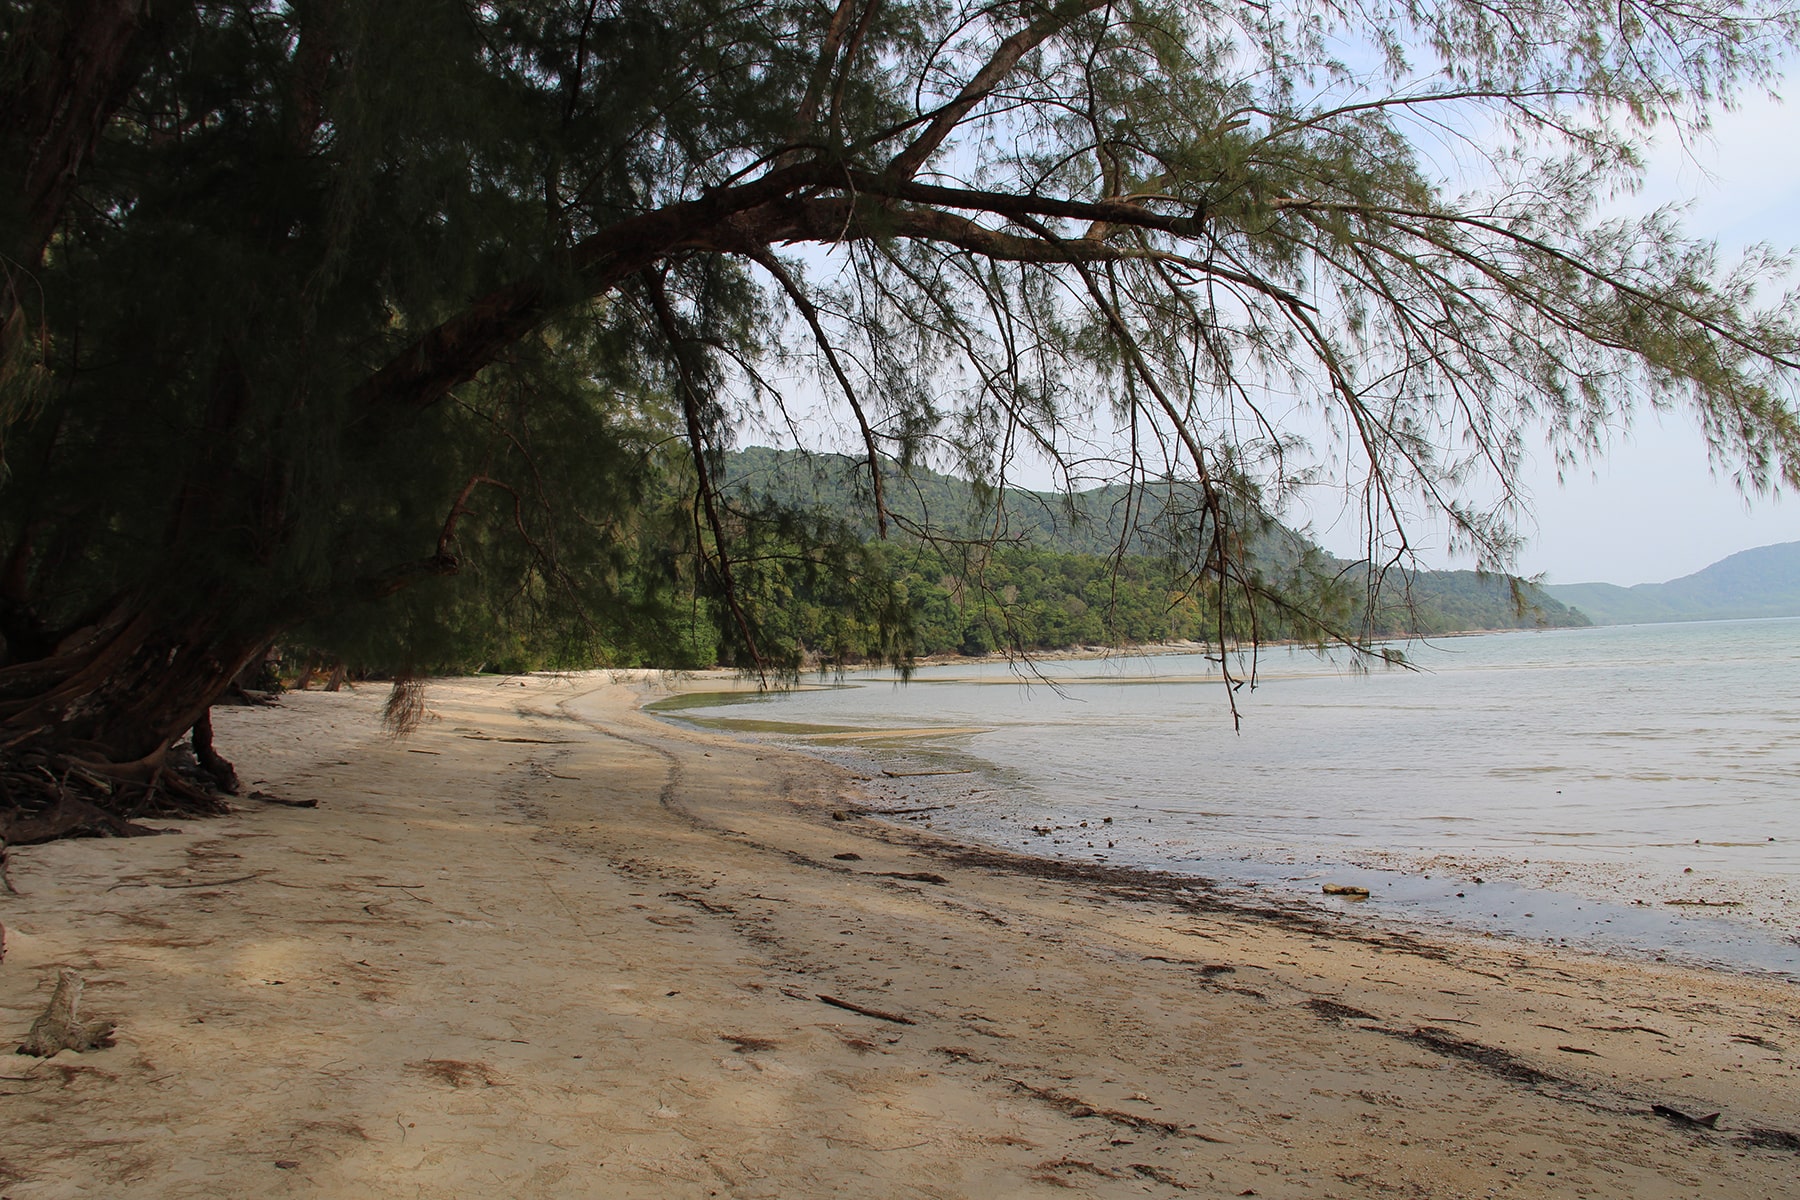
[1544,541,1800,625]
[721,448,1587,644]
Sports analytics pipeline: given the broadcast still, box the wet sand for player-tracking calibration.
[0,672,1795,1198]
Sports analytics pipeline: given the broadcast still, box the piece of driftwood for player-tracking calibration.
[18,969,117,1056]
[817,994,916,1025]
[1652,1104,1721,1129]
[248,790,318,808]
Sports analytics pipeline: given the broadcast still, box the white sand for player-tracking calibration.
[1,672,1795,1198]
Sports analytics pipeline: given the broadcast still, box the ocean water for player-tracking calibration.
[655,618,1800,975]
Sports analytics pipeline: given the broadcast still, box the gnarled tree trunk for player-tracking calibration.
[0,596,275,842]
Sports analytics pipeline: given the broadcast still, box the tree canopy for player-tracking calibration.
[1,0,1797,832]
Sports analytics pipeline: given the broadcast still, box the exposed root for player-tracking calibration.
[1,734,235,845]
[0,790,163,844]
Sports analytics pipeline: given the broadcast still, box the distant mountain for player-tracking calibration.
[1544,541,1800,625]
[722,447,1587,636]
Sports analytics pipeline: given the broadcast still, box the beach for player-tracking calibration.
[1,672,1795,1198]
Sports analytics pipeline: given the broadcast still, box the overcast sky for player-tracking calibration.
[1447,86,1800,587]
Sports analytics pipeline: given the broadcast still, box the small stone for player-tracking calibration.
[1322,884,1370,898]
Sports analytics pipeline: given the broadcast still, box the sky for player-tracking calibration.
[1423,87,1800,586]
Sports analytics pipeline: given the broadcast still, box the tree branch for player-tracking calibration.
[884,0,1114,181]
[749,250,892,539]
[640,270,767,675]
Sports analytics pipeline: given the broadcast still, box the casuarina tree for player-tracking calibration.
[2,0,1797,835]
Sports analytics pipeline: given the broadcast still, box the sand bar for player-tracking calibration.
[1,672,1796,1197]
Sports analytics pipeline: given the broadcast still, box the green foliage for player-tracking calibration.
[723,448,1586,658]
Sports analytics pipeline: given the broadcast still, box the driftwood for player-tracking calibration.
[1653,1104,1721,1129]
[248,790,318,809]
[817,994,916,1025]
[18,969,117,1056]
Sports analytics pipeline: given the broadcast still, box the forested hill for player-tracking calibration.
[1544,542,1800,625]
[721,445,1309,559]
[721,448,1587,643]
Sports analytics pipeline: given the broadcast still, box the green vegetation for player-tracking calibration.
[725,449,1587,658]
[1,0,1795,835]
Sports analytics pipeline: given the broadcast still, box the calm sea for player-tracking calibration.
[655,618,1800,975]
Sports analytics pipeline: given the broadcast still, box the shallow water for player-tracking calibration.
[656,619,1800,976]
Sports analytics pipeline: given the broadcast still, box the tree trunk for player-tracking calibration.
[190,708,240,794]
[0,596,275,841]
[0,604,268,756]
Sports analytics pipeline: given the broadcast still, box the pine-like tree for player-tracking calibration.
[2,0,1797,833]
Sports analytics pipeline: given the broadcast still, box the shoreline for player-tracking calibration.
[663,638,1800,964]
[2,672,1796,1197]
[835,765,1800,983]
[647,670,1800,981]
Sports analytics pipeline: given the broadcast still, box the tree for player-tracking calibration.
[2,0,1797,834]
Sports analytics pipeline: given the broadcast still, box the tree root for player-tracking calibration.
[0,733,235,845]
[18,969,116,1056]
[0,791,162,844]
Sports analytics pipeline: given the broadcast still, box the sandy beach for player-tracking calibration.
[1,672,1796,1198]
